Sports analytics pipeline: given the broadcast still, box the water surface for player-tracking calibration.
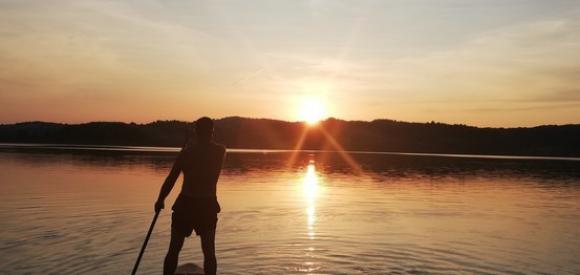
[1,146,579,274]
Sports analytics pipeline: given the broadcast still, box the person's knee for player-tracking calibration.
[200,232,215,251]
[203,250,216,259]
[166,248,180,258]
[169,243,184,256]
[202,244,215,256]
[167,239,184,257]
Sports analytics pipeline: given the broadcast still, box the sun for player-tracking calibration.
[299,97,327,125]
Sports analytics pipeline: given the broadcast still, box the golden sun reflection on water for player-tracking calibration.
[302,160,320,240]
[299,160,323,273]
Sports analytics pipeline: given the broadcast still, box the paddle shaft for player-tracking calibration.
[131,210,160,275]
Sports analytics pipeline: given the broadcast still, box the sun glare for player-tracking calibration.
[299,97,327,125]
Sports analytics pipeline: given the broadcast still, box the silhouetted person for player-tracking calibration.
[155,117,226,275]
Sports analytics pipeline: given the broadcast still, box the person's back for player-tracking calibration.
[180,141,225,198]
[155,117,226,275]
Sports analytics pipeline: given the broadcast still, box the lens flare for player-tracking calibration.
[299,97,326,125]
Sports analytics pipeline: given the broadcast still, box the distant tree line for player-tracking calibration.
[0,117,579,157]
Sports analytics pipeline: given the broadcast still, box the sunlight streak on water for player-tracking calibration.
[303,160,320,241]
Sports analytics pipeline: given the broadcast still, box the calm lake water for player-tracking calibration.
[1,145,580,274]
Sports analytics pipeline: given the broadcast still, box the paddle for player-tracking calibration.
[131,209,160,275]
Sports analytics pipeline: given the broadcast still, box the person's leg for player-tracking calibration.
[200,229,217,275]
[164,227,185,275]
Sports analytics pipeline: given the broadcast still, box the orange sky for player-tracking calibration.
[1,1,579,127]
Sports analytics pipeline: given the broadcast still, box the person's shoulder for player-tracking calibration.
[211,142,226,154]
[181,142,195,153]
[178,143,194,158]
[215,142,227,151]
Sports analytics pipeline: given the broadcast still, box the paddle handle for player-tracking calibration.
[131,210,160,275]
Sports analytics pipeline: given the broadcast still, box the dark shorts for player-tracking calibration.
[171,194,220,237]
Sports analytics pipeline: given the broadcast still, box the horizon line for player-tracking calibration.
[1,142,579,162]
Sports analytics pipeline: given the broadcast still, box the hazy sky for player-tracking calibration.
[1,0,579,126]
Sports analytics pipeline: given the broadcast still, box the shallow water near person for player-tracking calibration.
[1,146,579,274]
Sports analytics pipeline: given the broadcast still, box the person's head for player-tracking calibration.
[195,117,214,142]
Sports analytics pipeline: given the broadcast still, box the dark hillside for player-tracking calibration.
[1,117,578,157]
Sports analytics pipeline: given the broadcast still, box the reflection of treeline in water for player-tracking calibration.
[1,117,579,157]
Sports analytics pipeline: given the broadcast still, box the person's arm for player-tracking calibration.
[217,146,226,176]
[154,150,184,212]
[211,145,227,183]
